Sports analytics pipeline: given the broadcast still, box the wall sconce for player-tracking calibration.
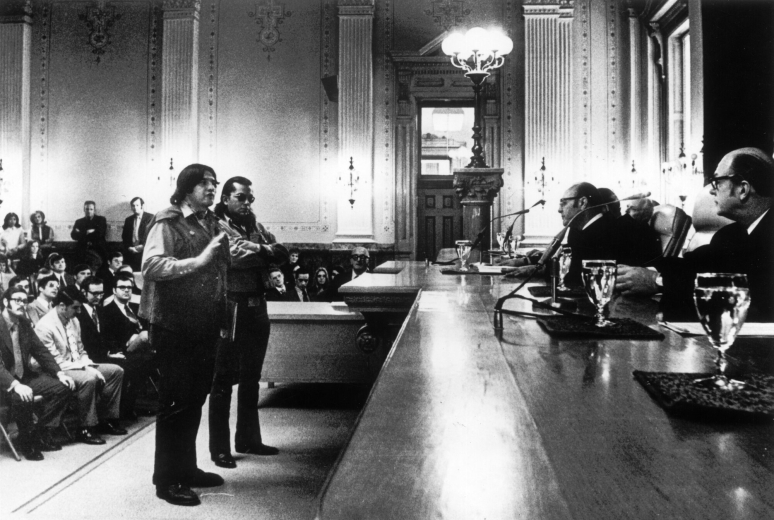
[338,157,359,208]
[691,138,704,177]
[169,157,174,170]
[529,157,552,202]
[441,27,513,168]
[677,141,688,171]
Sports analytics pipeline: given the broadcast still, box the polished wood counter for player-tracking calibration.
[317,262,773,520]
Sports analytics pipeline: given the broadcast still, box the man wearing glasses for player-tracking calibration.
[102,273,153,421]
[617,147,774,321]
[140,164,230,506]
[208,176,288,469]
[331,246,371,301]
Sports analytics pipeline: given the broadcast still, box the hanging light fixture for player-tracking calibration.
[441,27,513,168]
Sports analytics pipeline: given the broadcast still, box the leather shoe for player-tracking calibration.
[95,421,128,436]
[75,428,107,445]
[155,483,200,506]
[37,431,62,452]
[235,442,279,455]
[185,468,224,488]
[211,452,237,469]
[20,444,44,461]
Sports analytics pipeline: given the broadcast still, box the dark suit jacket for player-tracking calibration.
[70,215,108,253]
[121,212,153,249]
[659,209,774,321]
[100,300,143,354]
[96,267,117,294]
[54,272,76,289]
[0,315,61,390]
[76,305,108,362]
[285,288,311,302]
[611,214,663,267]
[264,286,289,302]
[566,215,617,285]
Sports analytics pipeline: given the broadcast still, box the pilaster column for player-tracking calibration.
[161,0,200,196]
[335,0,374,243]
[523,0,574,239]
[453,168,504,254]
[628,8,642,170]
[0,1,32,224]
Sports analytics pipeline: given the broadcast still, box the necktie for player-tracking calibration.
[303,290,310,302]
[65,322,80,363]
[11,323,23,379]
[92,308,100,333]
[125,304,140,329]
[132,215,140,245]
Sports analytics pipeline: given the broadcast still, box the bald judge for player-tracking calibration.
[617,147,774,321]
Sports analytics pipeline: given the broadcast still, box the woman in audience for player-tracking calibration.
[311,267,332,302]
[15,239,46,278]
[0,212,26,259]
[29,210,55,248]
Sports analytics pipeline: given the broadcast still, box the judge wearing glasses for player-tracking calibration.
[331,246,370,301]
[617,147,774,321]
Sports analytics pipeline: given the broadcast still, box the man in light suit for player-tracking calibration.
[122,197,153,271]
[34,286,126,444]
[27,271,59,326]
[0,285,74,460]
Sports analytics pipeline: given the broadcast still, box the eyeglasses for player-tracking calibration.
[559,196,582,204]
[88,291,104,297]
[115,286,133,291]
[710,174,738,190]
[351,255,369,262]
[9,297,26,304]
[233,193,255,203]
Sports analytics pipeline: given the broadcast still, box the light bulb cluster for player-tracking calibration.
[441,27,513,77]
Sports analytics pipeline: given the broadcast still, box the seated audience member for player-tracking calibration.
[498,183,617,285]
[47,252,75,288]
[331,247,371,301]
[287,268,312,302]
[122,197,153,271]
[101,273,154,420]
[599,187,662,267]
[73,264,93,290]
[15,240,46,278]
[0,285,74,460]
[70,200,107,270]
[6,276,32,301]
[76,276,109,362]
[311,267,332,302]
[626,197,655,224]
[0,212,26,259]
[29,210,55,252]
[34,286,126,444]
[281,248,301,291]
[264,267,288,301]
[330,264,345,280]
[617,147,774,321]
[97,251,123,295]
[27,270,59,325]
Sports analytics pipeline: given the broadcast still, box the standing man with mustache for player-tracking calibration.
[140,164,230,506]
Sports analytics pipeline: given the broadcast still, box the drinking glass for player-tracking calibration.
[496,232,508,254]
[582,260,617,327]
[557,246,572,291]
[455,240,473,272]
[693,273,750,390]
[509,234,524,258]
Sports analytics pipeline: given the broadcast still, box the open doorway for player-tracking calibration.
[416,103,474,262]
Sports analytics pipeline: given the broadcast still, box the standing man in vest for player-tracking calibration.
[140,164,230,506]
[209,176,288,469]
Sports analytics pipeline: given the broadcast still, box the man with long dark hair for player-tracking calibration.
[208,176,288,469]
[140,164,230,506]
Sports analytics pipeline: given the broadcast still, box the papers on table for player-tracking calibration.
[661,321,774,337]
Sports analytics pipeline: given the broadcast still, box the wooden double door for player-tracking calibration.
[417,176,464,262]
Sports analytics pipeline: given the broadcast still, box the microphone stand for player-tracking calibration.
[469,200,545,262]
[493,191,650,332]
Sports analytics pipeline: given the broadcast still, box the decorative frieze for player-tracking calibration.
[453,169,504,204]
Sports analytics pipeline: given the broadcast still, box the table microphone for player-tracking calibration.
[469,200,546,251]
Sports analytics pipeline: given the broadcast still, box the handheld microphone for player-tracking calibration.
[470,200,545,251]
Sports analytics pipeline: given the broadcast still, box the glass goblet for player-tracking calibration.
[693,273,750,390]
[582,260,617,327]
[455,240,473,272]
[557,246,573,291]
[496,232,508,254]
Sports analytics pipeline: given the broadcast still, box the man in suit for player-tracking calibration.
[73,264,92,291]
[288,268,312,302]
[122,197,153,271]
[76,275,109,362]
[97,251,123,295]
[34,286,126,445]
[0,285,74,460]
[618,147,774,321]
[71,200,108,271]
[264,267,289,301]
[599,188,662,267]
[101,273,154,420]
[331,246,370,301]
[47,253,76,289]
[27,271,59,326]
[140,163,230,506]
[209,176,288,470]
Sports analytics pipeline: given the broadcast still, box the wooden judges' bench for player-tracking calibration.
[314,261,773,520]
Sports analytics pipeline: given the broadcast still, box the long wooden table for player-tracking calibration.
[315,261,773,520]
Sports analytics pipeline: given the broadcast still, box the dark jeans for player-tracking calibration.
[150,325,217,486]
[209,298,270,454]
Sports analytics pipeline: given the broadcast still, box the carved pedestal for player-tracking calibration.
[453,168,504,254]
